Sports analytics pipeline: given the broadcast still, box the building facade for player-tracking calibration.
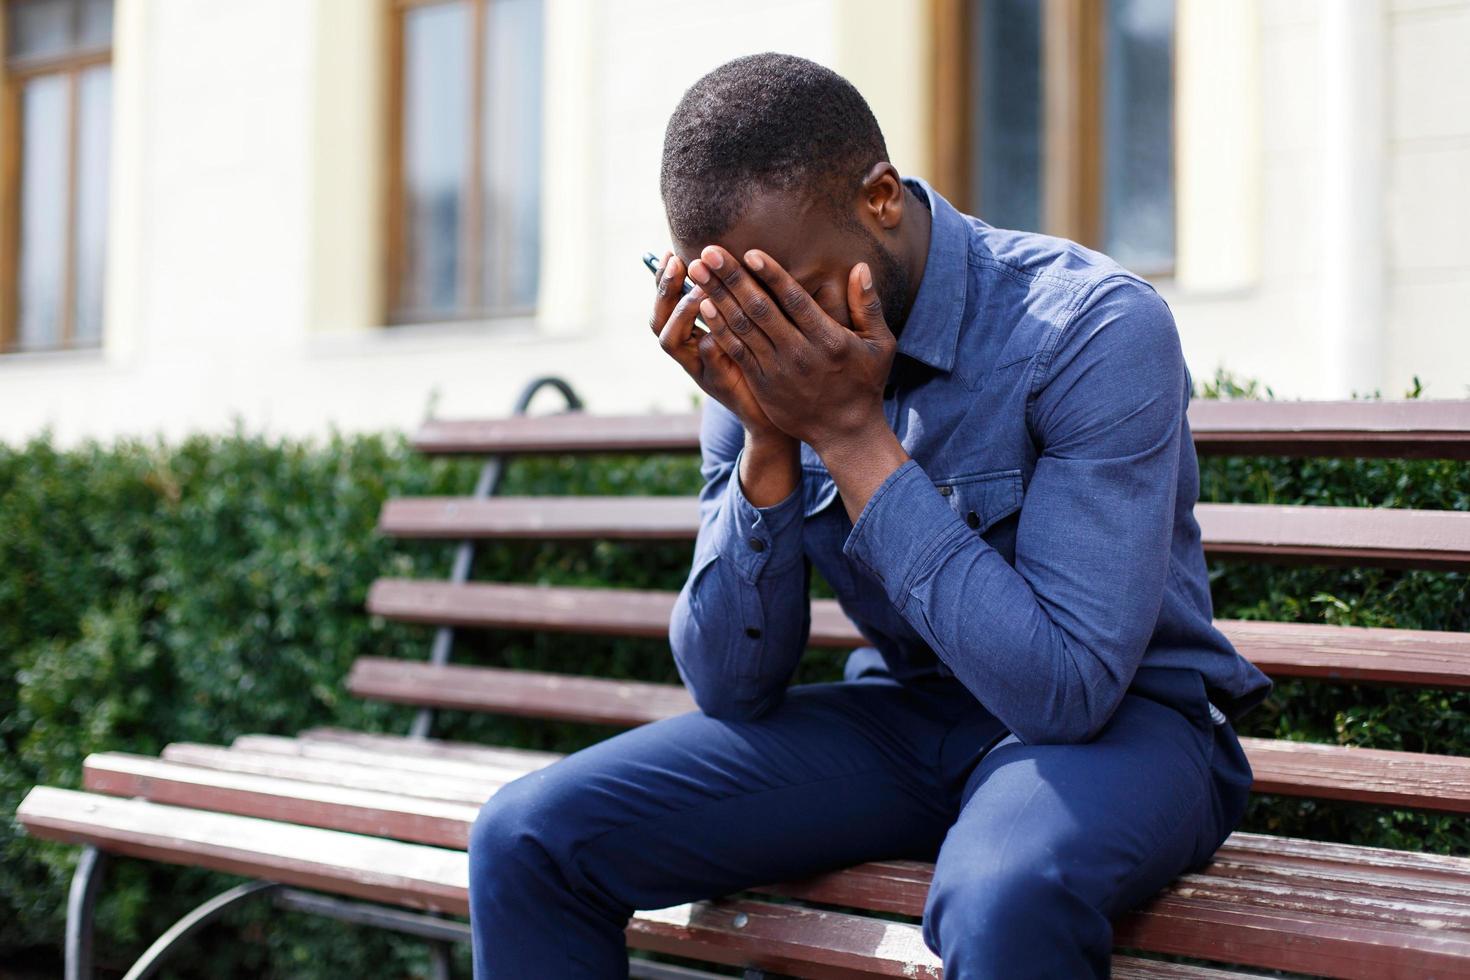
[0,0,1466,445]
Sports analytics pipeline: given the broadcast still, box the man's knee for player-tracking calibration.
[924,859,1070,941]
[922,848,1110,976]
[469,771,567,897]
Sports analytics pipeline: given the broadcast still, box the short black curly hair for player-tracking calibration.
[660,52,890,247]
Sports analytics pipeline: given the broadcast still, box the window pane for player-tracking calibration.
[480,0,543,312]
[400,1,471,315]
[72,64,111,346]
[970,0,1043,232]
[78,0,113,48]
[16,75,70,351]
[7,0,75,61]
[1102,0,1175,270]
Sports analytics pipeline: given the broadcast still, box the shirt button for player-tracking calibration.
[745,626,762,639]
[965,511,980,529]
[938,485,952,497]
[748,536,765,552]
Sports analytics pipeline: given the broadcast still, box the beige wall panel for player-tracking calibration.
[1387,278,1470,398]
[1389,2,1470,142]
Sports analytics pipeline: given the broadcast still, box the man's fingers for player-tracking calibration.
[660,284,704,348]
[745,248,843,352]
[699,245,804,347]
[695,294,762,375]
[846,262,890,341]
[657,286,708,376]
[688,248,785,364]
[648,253,686,336]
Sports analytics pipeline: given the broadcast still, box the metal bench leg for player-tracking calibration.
[409,373,583,742]
[64,846,106,980]
[428,939,453,980]
[120,880,281,980]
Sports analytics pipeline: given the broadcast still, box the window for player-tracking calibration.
[934,0,1176,274]
[388,0,544,323]
[2,0,113,352]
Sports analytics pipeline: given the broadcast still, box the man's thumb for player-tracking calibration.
[848,262,887,337]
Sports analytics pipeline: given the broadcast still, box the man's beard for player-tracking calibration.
[857,225,912,338]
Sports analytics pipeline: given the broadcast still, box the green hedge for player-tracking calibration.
[1,377,1465,976]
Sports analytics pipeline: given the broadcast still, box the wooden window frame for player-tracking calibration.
[384,0,535,325]
[929,0,1176,278]
[1,1,112,353]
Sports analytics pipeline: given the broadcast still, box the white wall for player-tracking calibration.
[0,0,932,445]
[0,0,1465,448]
[1163,0,1470,399]
[1383,0,1470,397]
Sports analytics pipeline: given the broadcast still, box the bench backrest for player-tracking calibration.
[360,384,1470,809]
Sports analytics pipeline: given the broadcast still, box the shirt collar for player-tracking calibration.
[894,175,969,374]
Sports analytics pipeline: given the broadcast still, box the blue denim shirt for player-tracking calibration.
[668,175,1272,745]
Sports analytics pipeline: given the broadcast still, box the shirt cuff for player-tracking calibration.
[841,458,974,608]
[720,445,805,583]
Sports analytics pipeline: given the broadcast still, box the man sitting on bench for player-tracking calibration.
[468,52,1272,979]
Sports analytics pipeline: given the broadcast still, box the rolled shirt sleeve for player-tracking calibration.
[669,400,811,721]
[842,277,1188,744]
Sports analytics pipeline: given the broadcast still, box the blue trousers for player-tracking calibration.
[467,657,1253,978]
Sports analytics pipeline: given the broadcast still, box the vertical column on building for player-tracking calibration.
[1174,0,1261,297]
[1320,0,1385,397]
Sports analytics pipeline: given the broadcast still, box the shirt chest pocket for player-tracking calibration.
[934,469,1025,554]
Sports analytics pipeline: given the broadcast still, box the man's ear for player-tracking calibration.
[860,163,905,233]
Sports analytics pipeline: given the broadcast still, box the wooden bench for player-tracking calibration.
[17,378,1470,978]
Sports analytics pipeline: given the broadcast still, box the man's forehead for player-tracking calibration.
[679,187,838,280]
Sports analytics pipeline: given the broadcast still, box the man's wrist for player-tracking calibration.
[744,424,798,453]
[738,426,801,508]
[811,409,899,472]
[811,411,910,524]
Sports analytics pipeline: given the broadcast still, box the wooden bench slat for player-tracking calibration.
[84,752,485,848]
[1187,399,1470,460]
[1101,959,1253,979]
[1196,503,1470,569]
[761,834,1470,919]
[636,904,1257,980]
[298,726,566,768]
[364,578,865,647]
[379,496,1470,570]
[414,413,704,455]
[771,849,1470,929]
[32,782,1466,979]
[634,901,1255,979]
[17,785,470,914]
[230,731,561,776]
[159,743,504,804]
[378,496,702,540]
[413,401,1470,460]
[344,658,1470,813]
[1239,737,1470,812]
[365,579,1470,687]
[347,657,696,727]
[628,894,945,979]
[1218,618,1470,687]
